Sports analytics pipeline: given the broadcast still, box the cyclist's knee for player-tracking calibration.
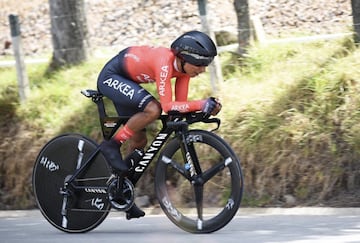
[144,100,162,120]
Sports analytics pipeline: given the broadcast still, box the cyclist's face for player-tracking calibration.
[184,63,206,77]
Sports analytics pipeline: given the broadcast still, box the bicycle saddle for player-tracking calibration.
[81,89,103,98]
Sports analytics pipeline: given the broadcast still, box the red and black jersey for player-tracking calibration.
[121,46,203,113]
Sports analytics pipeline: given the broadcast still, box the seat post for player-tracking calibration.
[92,96,107,120]
[92,96,123,140]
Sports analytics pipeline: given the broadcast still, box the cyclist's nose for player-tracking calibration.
[198,66,206,73]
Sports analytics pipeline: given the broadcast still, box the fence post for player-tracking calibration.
[197,0,223,94]
[9,14,30,103]
[251,15,267,44]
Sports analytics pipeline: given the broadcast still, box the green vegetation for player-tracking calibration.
[1,36,359,209]
[220,37,360,206]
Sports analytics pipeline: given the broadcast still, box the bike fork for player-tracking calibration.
[181,132,205,229]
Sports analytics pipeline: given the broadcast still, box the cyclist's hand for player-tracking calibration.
[211,98,222,116]
[202,97,221,116]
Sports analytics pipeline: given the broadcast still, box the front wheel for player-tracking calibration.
[155,130,244,233]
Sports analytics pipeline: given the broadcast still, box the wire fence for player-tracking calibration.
[0,0,357,58]
[1,0,357,103]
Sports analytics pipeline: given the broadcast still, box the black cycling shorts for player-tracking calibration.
[97,50,155,117]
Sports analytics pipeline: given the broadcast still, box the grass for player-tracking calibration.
[1,36,360,209]
[218,37,360,206]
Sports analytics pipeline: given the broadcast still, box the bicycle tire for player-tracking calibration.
[32,133,112,233]
[155,129,243,233]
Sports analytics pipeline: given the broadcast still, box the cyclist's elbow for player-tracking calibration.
[161,103,172,114]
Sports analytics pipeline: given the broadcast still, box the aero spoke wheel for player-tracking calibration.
[32,134,111,233]
[155,130,243,233]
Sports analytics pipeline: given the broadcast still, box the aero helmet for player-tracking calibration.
[171,30,217,66]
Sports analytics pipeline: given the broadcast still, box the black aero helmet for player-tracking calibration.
[171,30,217,66]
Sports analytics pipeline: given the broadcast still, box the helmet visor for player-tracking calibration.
[180,51,214,66]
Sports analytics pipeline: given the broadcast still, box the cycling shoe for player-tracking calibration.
[126,203,145,220]
[100,140,129,173]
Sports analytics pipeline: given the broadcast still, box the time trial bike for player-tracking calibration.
[32,89,244,234]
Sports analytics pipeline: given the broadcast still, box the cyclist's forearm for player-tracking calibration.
[162,100,205,113]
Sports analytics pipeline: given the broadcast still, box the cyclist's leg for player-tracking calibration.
[98,74,160,219]
[97,72,149,171]
[98,72,160,133]
[122,101,162,219]
[127,128,147,154]
[121,99,161,151]
[123,100,161,131]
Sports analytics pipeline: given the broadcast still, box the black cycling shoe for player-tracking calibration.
[100,139,129,173]
[126,203,145,220]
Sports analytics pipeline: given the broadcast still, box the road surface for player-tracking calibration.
[1,208,360,243]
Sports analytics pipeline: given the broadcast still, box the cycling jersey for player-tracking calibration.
[97,46,204,116]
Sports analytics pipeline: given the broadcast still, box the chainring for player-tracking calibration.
[107,177,134,211]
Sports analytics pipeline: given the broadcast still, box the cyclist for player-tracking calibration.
[97,30,222,220]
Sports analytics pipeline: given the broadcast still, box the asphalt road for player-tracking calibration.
[1,208,360,243]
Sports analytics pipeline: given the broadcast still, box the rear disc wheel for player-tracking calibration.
[32,134,112,233]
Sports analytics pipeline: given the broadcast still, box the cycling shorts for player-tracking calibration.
[97,49,155,117]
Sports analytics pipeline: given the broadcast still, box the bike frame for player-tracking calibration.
[34,90,242,233]
[62,117,171,192]
[60,90,220,216]
[58,116,181,225]
[73,90,220,185]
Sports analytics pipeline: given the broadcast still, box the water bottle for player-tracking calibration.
[124,148,144,169]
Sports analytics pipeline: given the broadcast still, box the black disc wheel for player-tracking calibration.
[32,134,112,233]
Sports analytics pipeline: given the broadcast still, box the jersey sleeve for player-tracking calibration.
[158,75,205,113]
[154,52,205,114]
[154,56,174,111]
[174,76,189,101]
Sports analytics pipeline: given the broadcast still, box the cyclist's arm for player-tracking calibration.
[153,53,205,113]
[174,76,189,101]
[158,75,205,113]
